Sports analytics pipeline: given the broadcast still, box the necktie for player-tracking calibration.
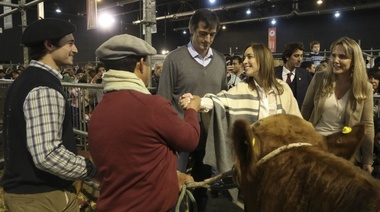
[286,72,293,84]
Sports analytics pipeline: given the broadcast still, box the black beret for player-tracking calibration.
[96,34,157,60]
[22,18,76,47]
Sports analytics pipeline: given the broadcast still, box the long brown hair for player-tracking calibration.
[244,43,284,94]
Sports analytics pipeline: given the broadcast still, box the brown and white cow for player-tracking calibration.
[232,114,380,212]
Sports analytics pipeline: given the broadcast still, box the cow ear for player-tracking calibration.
[232,119,253,146]
[232,119,254,183]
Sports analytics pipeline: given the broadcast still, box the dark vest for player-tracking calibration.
[1,66,77,194]
[288,75,297,97]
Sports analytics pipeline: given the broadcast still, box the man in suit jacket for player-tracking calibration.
[275,42,312,109]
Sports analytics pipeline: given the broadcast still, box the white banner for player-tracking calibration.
[87,0,98,30]
[4,0,13,29]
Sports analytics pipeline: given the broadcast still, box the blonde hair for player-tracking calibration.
[320,37,369,100]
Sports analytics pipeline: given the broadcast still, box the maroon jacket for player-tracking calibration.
[89,90,200,211]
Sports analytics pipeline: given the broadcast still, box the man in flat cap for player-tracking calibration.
[88,34,201,211]
[1,18,96,212]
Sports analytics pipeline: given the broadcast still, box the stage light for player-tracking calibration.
[98,13,116,29]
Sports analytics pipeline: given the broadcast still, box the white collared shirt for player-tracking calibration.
[281,66,296,83]
[187,41,213,67]
[254,80,277,119]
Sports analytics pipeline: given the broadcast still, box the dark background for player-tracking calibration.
[0,0,380,66]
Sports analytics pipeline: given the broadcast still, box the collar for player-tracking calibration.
[187,41,213,60]
[254,79,275,94]
[29,60,63,80]
[283,65,296,74]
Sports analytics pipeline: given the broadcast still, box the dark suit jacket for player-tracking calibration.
[274,66,312,109]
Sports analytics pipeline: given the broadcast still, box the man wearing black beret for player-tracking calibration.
[88,34,201,211]
[1,18,96,211]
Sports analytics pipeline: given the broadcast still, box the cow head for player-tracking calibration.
[324,125,365,162]
[232,114,365,184]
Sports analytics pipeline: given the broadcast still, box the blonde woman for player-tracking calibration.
[301,37,374,173]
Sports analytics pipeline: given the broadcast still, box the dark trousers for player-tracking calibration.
[190,122,211,212]
[177,151,190,173]
[177,122,211,212]
[191,150,212,212]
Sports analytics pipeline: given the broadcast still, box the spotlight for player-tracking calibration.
[271,19,276,25]
[183,30,186,35]
[317,0,322,4]
[55,8,61,13]
[222,25,226,30]
[98,13,116,29]
[246,9,251,15]
[334,11,340,18]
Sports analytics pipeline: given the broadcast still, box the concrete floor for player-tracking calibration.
[205,190,244,212]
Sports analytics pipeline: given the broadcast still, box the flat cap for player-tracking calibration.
[22,18,76,47]
[96,34,157,60]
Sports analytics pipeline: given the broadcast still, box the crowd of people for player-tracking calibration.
[2,8,380,212]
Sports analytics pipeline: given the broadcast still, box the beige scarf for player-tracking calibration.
[102,69,150,94]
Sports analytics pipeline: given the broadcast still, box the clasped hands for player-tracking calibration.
[179,93,202,112]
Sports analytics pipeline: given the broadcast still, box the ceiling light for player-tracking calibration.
[317,0,322,4]
[222,25,226,30]
[334,11,340,18]
[271,19,276,25]
[246,9,251,15]
[98,13,116,29]
[55,8,61,13]
[183,30,186,34]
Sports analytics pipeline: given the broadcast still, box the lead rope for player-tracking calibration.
[174,169,236,212]
[175,183,197,212]
[256,142,313,166]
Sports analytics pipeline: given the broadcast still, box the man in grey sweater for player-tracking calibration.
[157,8,227,212]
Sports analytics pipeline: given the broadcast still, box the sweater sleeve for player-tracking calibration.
[157,56,176,104]
[360,85,374,165]
[153,98,200,152]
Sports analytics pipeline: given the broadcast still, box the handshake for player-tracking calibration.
[179,93,202,112]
